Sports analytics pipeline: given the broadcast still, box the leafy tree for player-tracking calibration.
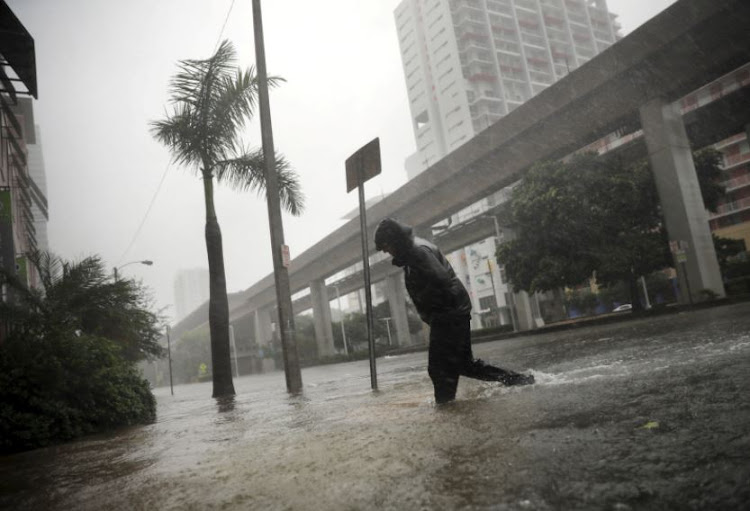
[171,326,212,384]
[1,251,163,361]
[713,234,746,270]
[498,149,724,309]
[564,287,600,316]
[644,271,677,305]
[150,40,304,397]
[0,252,158,453]
[293,315,319,362]
[693,148,726,212]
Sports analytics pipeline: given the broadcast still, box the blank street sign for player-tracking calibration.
[345,137,381,193]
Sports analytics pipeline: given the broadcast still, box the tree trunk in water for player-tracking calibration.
[629,272,643,312]
[203,175,235,398]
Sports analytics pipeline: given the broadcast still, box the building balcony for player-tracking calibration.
[451,0,483,14]
[713,133,746,150]
[527,56,551,66]
[468,72,497,83]
[543,14,565,26]
[456,17,486,29]
[713,196,750,218]
[723,152,750,169]
[518,19,540,30]
[469,95,503,106]
[723,173,750,193]
[459,31,490,45]
[569,11,589,24]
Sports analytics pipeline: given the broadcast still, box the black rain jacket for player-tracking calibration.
[375,218,472,324]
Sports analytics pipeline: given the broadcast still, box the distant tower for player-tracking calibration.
[173,268,210,320]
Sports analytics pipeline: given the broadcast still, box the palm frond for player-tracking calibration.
[214,148,305,216]
[211,67,285,141]
[149,105,203,169]
[26,249,63,291]
[170,40,236,107]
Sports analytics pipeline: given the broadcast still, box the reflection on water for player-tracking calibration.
[215,395,236,414]
[1,304,749,510]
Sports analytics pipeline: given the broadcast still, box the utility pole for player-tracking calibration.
[166,325,174,396]
[381,317,393,346]
[252,0,302,394]
[334,285,348,355]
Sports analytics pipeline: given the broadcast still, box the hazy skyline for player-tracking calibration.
[7,0,677,323]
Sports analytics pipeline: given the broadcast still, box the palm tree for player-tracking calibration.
[150,40,304,397]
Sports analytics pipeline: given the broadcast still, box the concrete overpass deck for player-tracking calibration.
[171,0,750,345]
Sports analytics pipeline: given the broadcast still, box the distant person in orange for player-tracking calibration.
[374,218,534,404]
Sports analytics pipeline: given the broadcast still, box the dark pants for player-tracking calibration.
[428,315,517,404]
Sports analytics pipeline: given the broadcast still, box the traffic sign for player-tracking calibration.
[345,138,381,193]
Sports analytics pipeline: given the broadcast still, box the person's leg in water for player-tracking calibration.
[455,316,535,386]
[427,316,463,404]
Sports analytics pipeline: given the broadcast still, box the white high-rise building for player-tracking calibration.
[395,0,619,178]
[395,0,619,177]
[394,0,619,327]
[174,268,209,321]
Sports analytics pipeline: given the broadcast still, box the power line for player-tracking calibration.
[214,0,237,52]
[117,0,238,264]
[117,162,170,265]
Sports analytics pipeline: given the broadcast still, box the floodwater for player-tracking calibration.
[1,303,749,510]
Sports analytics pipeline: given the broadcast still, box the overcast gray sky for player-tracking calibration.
[7,0,677,323]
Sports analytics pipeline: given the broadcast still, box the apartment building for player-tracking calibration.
[395,0,619,327]
[692,66,750,248]
[395,0,619,177]
[26,126,49,253]
[1,1,40,294]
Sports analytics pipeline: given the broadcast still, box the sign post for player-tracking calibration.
[670,240,692,305]
[346,138,381,390]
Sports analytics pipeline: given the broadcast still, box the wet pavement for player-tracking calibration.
[1,303,749,510]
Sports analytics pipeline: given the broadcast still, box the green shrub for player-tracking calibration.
[0,327,156,454]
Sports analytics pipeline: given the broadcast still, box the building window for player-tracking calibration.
[479,295,497,311]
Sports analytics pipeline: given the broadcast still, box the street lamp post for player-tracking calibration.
[380,317,393,346]
[166,325,174,396]
[113,260,153,280]
[333,284,349,356]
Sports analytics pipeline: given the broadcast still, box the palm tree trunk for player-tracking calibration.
[202,172,236,397]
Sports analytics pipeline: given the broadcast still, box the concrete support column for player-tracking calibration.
[254,308,273,346]
[310,279,335,357]
[385,272,411,347]
[513,290,536,331]
[501,226,539,331]
[413,225,434,242]
[639,98,725,302]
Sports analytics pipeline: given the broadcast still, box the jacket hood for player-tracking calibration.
[374,218,413,256]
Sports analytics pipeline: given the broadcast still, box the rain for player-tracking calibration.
[1,0,749,509]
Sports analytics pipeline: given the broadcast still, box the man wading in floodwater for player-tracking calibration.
[375,218,534,404]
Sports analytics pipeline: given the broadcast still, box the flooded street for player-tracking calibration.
[2,303,749,510]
